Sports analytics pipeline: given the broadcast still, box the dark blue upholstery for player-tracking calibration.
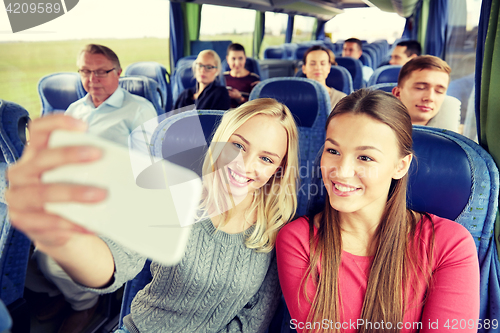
[175,55,197,68]
[367,65,402,86]
[0,100,31,309]
[250,77,330,217]
[359,53,373,69]
[171,61,226,103]
[190,40,232,61]
[38,72,86,116]
[222,57,262,78]
[336,57,364,90]
[264,46,285,59]
[118,76,165,116]
[363,47,378,68]
[295,66,354,95]
[119,110,225,326]
[293,45,311,61]
[304,126,500,328]
[125,62,173,113]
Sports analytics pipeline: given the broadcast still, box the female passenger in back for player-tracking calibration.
[174,49,231,110]
[302,45,346,110]
[6,98,299,332]
[276,89,479,332]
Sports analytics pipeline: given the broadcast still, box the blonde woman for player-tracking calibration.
[174,49,231,110]
[7,98,299,332]
[276,89,479,332]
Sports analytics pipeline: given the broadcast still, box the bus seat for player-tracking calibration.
[0,100,31,318]
[305,126,500,327]
[293,45,311,61]
[171,61,226,103]
[38,72,86,116]
[119,110,225,327]
[118,76,165,116]
[257,59,296,80]
[0,299,12,332]
[295,65,354,95]
[283,43,298,60]
[363,47,378,68]
[222,57,262,78]
[250,77,330,217]
[335,57,364,90]
[359,53,373,69]
[175,55,197,68]
[367,65,402,86]
[369,82,397,93]
[264,46,285,59]
[190,40,232,62]
[125,62,173,113]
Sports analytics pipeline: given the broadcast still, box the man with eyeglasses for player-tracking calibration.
[27,44,158,333]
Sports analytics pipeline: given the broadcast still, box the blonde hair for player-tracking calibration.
[199,98,299,252]
[192,49,222,77]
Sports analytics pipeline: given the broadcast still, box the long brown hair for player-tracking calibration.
[305,89,434,332]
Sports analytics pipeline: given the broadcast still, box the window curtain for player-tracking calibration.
[475,0,500,326]
[424,0,448,57]
[314,19,326,41]
[285,15,294,44]
[253,11,265,59]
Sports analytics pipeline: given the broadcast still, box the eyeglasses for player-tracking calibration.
[195,63,217,71]
[78,68,115,78]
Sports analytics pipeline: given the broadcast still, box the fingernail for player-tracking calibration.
[79,147,102,160]
[82,188,107,201]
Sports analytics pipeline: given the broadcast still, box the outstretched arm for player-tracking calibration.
[6,115,115,288]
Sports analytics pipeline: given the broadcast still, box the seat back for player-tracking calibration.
[369,82,397,93]
[367,65,402,86]
[222,57,262,78]
[171,61,226,103]
[119,110,225,326]
[335,57,364,90]
[295,66,354,95]
[0,100,31,308]
[264,46,285,59]
[306,126,500,325]
[250,77,329,216]
[118,76,165,116]
[125,62,173,113]
[38,72,86,116]
[359,53,373,69]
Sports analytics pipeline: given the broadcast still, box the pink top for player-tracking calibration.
[276,214,480,332]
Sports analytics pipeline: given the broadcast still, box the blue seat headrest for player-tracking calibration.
[252,80,319,128]
[407,128,472,220]
[38,72,86,114]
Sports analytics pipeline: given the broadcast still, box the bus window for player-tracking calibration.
[259,12,288,58]
[199,5,255,56]
[325,8,405,43]
[291,15,316,44]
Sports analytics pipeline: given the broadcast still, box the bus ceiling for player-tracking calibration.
[169,0,421,20]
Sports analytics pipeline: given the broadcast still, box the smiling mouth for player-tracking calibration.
[228,168,253,185]
[417,105,432,112]
[334,183,358,192]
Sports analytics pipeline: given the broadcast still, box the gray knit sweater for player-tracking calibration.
[89,219,281,333]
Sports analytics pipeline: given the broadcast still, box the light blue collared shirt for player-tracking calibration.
[65,87,158,156]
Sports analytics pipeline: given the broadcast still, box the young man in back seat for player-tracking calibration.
[224,43,260,108]
[392,55,460,132]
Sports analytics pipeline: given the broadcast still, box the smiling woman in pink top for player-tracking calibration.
[276,89,480,333]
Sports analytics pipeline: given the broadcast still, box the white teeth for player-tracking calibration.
[230,169,250,184]
[334,183,357,192]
